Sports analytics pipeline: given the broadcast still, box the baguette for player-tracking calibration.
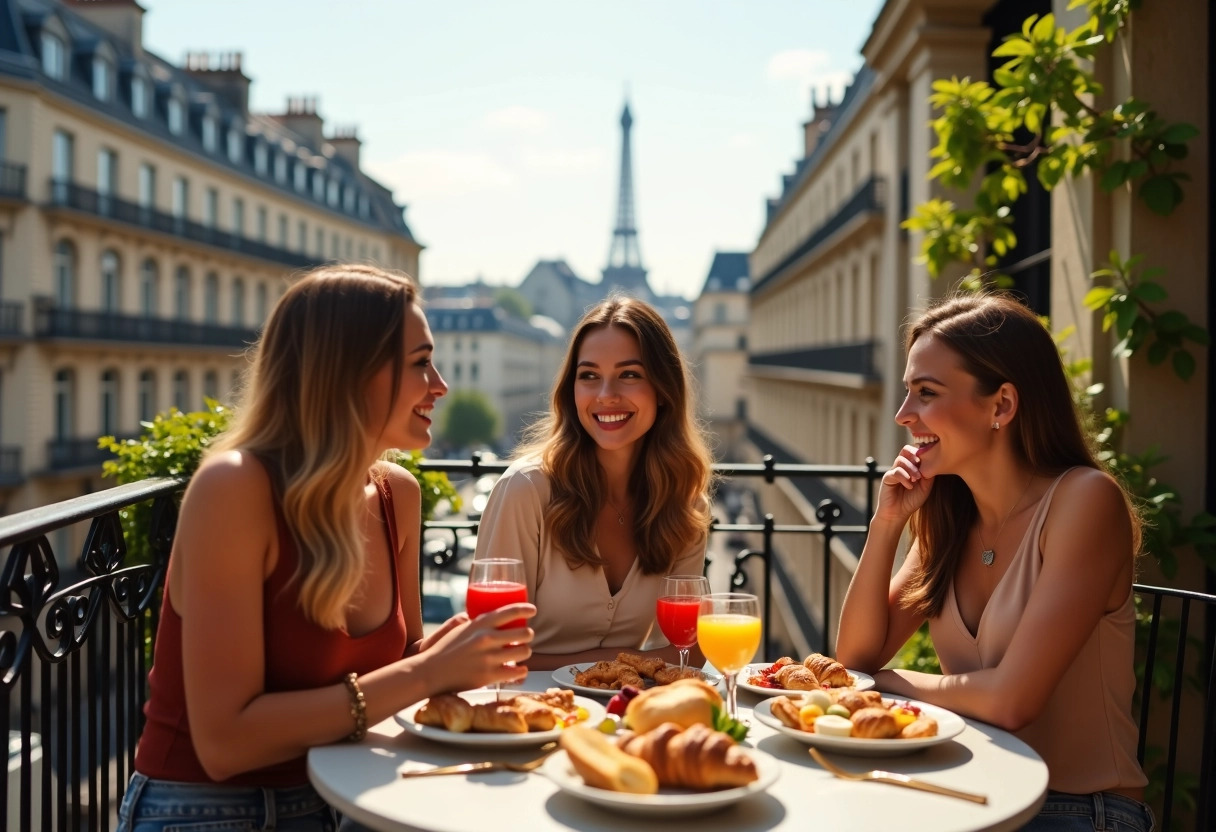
[559,725,659,794]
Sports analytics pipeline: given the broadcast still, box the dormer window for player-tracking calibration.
[293,161,306,193]
[327,178,339,207]
[311,170,324,202]
[254,142,268,176]
[92,55,111,101]
[358,194,369,219]
[41,31,65,80]
[131,75,148,118]
[343,187,355,214]
[201,115,218,152]
[274,152,287,184]
[167,97,184,135]
[227,123,243,163]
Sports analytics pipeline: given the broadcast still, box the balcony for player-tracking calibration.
[752,176,885,294]
[0,445,22,486]
[46,180,325,270]
[46,433,140,472]
[749,340,880,388]
[0,161,27,200]
[33,298,259,349]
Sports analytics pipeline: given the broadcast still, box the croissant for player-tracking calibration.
[849,707,900,739]
[652,665,703,686]
[802,653,852,687]
[900,716,939,739]
[617,723,758,789]
[470,703,528,734]
[768,696,803,730]
[514,688,575,711]
[508,696,560,731]
[415,694,474,733]
[574,661,645,690]
[617,652,667,679]
[831,690,883,714]
[774,664,820,691]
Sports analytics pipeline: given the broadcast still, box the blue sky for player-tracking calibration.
[144,0,886,298]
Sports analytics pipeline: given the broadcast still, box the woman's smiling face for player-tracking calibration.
[895,334,998,477]
[573,324,658,458]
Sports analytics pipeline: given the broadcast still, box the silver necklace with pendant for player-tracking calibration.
[978,477,1034,567]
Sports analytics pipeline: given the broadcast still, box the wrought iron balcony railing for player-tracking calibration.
[47,180,325,271]
[0,455,1211,830]
[32,298,260,349]
[0,161,27,200]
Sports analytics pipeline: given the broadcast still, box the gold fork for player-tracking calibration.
[808,748,988,804]
[401,743,557,778]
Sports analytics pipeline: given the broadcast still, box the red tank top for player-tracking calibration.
[134,477,409,786]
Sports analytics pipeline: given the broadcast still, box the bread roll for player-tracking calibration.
[560,725,659,794]
[624,678,723,734]
[849,707,900,739]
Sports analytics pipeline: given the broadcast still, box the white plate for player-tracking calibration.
[542,747,780,816]
[550,664,715,698]
[394,690,605,748]
[737,662,875,697]
[752,695,966,757]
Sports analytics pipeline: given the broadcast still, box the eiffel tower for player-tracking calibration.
[601,100,653,301]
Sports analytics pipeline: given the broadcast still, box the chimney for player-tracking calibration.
[67,0,146,54]
[183,51,251,115]
[328,126,362,171]
[802,88,839,156]
[270,96,324,149]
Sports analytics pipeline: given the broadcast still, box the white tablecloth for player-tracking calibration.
[309,672,1048,832]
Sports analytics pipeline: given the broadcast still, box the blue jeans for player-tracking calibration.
[117,772,338,832]
[1022,790,1155,832]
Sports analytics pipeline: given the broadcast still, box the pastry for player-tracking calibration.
[768,695,804,730]
[900,716,939,739]
[617,652,667,679]
[624,678,722,734]
[802,653,852,687]
[616,723,758,789]
[470,702,528,734]
[849,706,900,739]
[561,725,659,794]
[508,696,560,731]
[831,690,883,714]
[414,693,474,733]
[651,665,704,685]
[574,660,645,690]
[513,688,575,711]
[774,663,820,691]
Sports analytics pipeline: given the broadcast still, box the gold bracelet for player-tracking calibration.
[342,672,367,742]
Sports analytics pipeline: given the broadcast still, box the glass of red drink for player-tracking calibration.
[466,558,527,700]
[656,574,710,672]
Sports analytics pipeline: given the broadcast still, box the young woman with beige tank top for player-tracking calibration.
[837,293,1152,832]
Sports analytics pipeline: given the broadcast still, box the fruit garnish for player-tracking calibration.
[596,715,620,734]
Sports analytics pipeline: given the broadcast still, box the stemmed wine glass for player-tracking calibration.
[656,574,711,673]
[697,592,761,720]
[465,558,527,700]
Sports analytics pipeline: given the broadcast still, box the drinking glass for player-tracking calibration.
[656,574,710,672]
[697,592,761,720]
[466,558,527,700]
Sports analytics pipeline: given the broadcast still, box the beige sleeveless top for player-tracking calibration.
[929,469,1147,794]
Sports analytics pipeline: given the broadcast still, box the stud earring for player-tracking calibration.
[992,422,1001,430]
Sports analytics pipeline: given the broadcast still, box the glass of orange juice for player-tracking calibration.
[697,592,761,720]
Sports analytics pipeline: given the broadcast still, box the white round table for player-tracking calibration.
[309,672,1048,832]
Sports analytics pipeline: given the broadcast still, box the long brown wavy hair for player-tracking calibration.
[900,293,1141,618]
[517,296,714,574]
[211,264,418,629]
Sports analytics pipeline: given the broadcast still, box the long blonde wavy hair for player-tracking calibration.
[211,264,418,629]
[517,296,714,574]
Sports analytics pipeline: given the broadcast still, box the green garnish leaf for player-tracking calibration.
[711,705,749,742]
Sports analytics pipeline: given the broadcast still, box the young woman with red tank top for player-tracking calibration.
[117,265,536,832]
[837,294,1152,832]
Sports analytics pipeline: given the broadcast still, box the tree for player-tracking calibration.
[441,390,501,449]
[494,287,532,320]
